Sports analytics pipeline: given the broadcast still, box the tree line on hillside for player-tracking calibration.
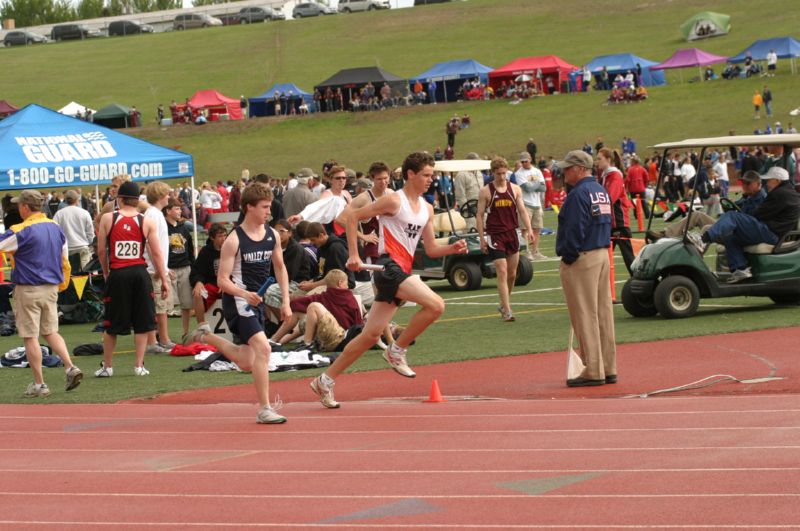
[0,0,182,27]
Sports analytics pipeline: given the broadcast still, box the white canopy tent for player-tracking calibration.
[58,101,96,117]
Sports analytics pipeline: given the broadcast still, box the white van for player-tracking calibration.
[338,0,391,13]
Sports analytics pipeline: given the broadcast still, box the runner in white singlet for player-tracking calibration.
[310,152,468,409]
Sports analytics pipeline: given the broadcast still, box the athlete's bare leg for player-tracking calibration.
[505,251,520,302]
[325,301,397,379]
[392,275,445,349]
[494,258,511,314]
[198,330,274,408]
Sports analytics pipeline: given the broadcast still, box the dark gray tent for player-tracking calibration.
[93,103,133,129]
[314,66,407,111]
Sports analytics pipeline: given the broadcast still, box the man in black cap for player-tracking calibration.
[0,189,83,397]
[555,150,617,387]
[95,180,170,377]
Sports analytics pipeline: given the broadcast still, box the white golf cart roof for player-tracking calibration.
[434,159,491,172]
[653,134,800,150]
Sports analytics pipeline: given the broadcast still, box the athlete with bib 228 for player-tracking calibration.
[310,152,468,409]
[477,157,534,322]
[96,181,170,378]
[185,183,292,424]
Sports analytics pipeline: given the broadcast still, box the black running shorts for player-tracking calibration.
[373,255,410,306]
[103,265,156,335]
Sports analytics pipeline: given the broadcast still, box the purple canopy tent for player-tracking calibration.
[651,48,729,82]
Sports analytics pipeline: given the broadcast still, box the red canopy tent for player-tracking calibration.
[488,55,578,94]
[188,90,243,121]
[0,100,19,118]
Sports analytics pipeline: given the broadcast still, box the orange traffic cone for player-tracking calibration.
[635,197,645,232]
[423,379,447,403]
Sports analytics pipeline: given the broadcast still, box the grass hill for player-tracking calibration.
[3,0,800,178]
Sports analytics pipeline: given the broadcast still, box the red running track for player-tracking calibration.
[1,395,799,528]
[2,328,799,528]
[140,327,800,405]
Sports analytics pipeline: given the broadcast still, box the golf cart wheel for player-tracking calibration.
[769,294,800,305]
[621,279,657,317]
[515,256,533,286]
[653,275,700,319]
[448,261,482,291]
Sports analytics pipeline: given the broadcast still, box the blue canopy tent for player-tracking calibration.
[0,104,199,245]
[409,59,494,102]
[248,83,314,117]
[729,37,800,73]
[584,53,666,88]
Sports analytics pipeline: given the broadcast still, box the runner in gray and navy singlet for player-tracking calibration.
[222,225,275,343]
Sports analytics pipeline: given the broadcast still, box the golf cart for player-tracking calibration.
[411,159,534,290]
[623,134,800,319]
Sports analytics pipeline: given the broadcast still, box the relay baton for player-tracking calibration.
[245,276,276,311]
[360,263,385,272]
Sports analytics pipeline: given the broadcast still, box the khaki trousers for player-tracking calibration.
[559,248,617,379]
[664,211,715,238]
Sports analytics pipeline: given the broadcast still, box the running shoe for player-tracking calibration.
[134,366,150,376]
[310,375,340,409]
[256,405,287,424]
[184,323,212,345]
[65,366,83,391]
[498,307,515,322]
[531,251,549,261]
[382,344,416,378]
[145,343,171,355]
[24,382,51,398]
[94,363,113,378]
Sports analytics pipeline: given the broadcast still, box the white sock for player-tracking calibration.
[320,372,334,386]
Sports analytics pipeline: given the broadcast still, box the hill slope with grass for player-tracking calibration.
[2,0,799,176]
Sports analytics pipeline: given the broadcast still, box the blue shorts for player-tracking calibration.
[221,293,265,344]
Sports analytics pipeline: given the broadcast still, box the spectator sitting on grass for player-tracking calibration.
[272,269,363,352]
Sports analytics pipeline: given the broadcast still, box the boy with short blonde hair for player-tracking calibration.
[273,269,363,352]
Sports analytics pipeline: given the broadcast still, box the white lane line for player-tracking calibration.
[2,467,799,474]
[1,523,796,529]
[3,408,800,420]
[4,426,799,434]
[1,491,799,499]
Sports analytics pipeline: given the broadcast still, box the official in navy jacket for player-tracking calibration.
[555,150,617,388]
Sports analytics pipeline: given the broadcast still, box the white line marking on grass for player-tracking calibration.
[446,302,565,306]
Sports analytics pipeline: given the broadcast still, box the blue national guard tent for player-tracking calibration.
[0,104,193,190]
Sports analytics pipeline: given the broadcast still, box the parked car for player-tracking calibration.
[237,6,285,23]
[173,13,223,30]
[3,30,48,46]
[338,0,390,13]
[50,24,91,41]
[108,20,154,36]
[292,2,337,18]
